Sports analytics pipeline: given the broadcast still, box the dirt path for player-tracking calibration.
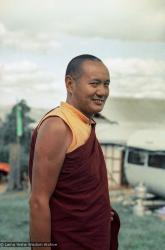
[0,183,7,193]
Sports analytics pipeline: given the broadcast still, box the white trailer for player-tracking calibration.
[124,129,165,197]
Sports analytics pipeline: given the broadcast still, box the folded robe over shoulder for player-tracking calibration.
[29,121,120,250]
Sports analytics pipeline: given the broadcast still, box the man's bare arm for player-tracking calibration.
[29,117,72,250]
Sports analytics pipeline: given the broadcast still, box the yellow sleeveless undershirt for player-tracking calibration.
[38,102,95,153]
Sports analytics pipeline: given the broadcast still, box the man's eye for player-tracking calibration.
[90,82,99,85]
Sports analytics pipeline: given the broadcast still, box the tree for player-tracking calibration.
[0,100,34,190]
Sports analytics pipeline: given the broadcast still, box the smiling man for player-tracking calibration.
[29,54,120,250]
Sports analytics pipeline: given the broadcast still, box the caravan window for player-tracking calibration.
[148,154,165,169]
[128,150,145,165]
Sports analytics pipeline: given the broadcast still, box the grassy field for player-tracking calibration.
[0,191,165,250]
[0,191,29,250]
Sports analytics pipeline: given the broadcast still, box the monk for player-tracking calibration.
[29,54,120,250]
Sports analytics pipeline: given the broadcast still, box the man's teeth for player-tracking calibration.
[93,99,104,101]
[93,99,104,103]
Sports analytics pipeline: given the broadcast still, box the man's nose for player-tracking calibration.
[96,84,109,96]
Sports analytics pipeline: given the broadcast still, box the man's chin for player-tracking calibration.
[92,105,104,114]
[85,103,105,117]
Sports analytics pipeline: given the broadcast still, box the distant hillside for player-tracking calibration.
[0,97,165,126]
[103,97,165,125]
[0,105,47,123]
[29,108,47,123]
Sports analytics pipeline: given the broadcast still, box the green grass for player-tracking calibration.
[113,203,165,250]
[0,191,165,250]
[0,191,30,250]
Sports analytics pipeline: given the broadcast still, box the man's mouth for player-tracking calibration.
[92,99,105,105]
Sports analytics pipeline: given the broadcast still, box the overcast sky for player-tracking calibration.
[0,0,165,108]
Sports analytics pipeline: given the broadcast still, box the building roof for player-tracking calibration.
[96,122,137,145]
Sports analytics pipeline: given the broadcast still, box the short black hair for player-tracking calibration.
[65,54,103,79]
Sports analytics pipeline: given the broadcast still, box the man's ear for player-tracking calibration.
[65,75,74,95]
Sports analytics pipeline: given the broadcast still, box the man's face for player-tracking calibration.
[66,60,110,118]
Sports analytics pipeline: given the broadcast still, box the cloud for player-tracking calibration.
[0,60,66,107]
[0,22,60,52]
[0,61,57,87]
[0,0,164,42]
[105,58,165,98]
[106,58,165,76]
[0,57,165,108]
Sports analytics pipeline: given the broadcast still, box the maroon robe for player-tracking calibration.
[29,121,120,250]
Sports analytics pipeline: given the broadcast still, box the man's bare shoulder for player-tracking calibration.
[36,116,72,150]
[38,116,69,134]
